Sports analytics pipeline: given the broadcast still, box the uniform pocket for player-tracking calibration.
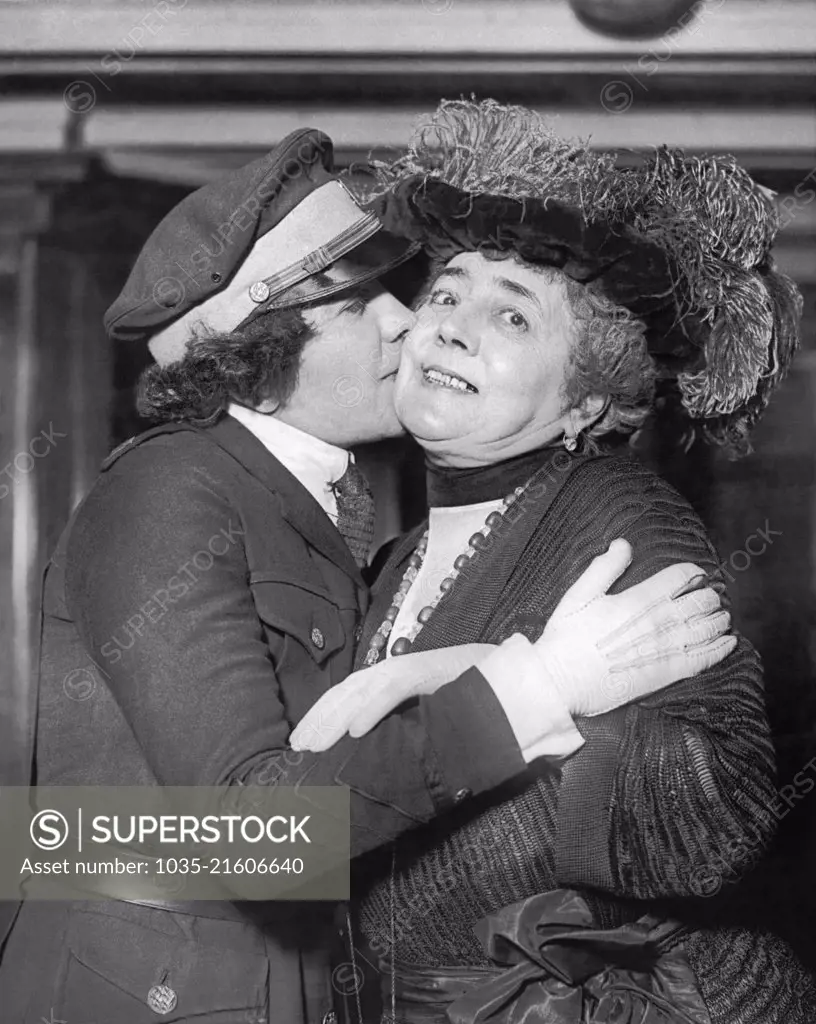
[54,908,269,1023]
[249,575,346,666]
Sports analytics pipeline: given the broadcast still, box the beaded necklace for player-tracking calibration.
[362,482,530,667]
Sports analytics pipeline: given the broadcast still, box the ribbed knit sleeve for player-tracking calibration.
[537,458,778,900]
[355,454,813,1023]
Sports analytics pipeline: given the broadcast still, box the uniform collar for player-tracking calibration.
[202,413,363,586]
[227,403,350,522]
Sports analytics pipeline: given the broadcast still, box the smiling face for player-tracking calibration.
[393,251,600,467]
[274,266,415,447]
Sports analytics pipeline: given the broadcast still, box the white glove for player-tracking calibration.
[527,538,735,717]
[290,643,496,752]
[291,539,735,753]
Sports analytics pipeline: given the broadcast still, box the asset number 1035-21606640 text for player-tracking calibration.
[155,857,305,875]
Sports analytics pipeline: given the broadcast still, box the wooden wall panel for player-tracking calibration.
[4,1,815,57]
[0,225,46,784]
[0,166,114,784]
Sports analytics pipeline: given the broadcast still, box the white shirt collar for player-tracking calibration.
[227,403,350,523]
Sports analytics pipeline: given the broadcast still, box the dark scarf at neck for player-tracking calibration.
[425,445,560,508]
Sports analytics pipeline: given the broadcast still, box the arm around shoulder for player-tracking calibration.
[66,440,529,855]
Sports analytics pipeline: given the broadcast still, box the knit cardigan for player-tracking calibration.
[355,450,816,1023]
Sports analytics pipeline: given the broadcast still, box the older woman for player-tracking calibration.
[293,101,815,1022]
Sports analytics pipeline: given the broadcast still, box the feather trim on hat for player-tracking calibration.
[678,268,775,418]
[376,98,643,222]
[369,99,802,456]
[695,260,803,454]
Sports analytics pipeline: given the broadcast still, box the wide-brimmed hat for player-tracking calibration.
[369,100,801,454]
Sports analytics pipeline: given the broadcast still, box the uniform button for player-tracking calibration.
[147,983,177,1015]
[311,627,325,650]
[321,1013,338,1024]
[453,787,471,804]
[354,623,363,643]
[249,280,271,303]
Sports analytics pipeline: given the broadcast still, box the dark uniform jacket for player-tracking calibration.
[0,415,528,1024]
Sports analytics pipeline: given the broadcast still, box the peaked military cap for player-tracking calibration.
[104,128,419,363]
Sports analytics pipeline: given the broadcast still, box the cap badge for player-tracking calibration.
[248,281,271,304]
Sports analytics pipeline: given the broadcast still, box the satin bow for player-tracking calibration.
[446,890,712,1024]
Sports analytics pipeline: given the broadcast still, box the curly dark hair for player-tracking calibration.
[137,306,315,425]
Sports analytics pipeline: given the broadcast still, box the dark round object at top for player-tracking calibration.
[569,0,701,40]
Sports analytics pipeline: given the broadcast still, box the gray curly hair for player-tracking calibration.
[560,273,657,440]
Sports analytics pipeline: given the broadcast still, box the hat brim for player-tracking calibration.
[378,178,677,318]
[234,231,421,327]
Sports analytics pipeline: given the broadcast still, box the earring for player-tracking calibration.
[255,398,279,414]
[563,432,578,452]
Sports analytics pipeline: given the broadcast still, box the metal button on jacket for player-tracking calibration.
[311,627,325,650]
[453,787,471,804]
[322,1012,338,1024]
[147,983,177,1014]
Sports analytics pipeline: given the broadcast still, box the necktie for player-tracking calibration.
[332,461,375,569]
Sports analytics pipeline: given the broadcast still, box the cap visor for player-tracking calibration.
[237,232,420,325]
